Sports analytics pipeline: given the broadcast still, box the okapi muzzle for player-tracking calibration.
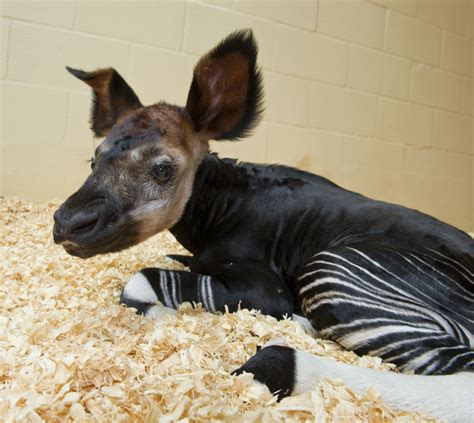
[53,30,263,258]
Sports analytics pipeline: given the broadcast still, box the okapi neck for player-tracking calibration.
[169,153,247,253]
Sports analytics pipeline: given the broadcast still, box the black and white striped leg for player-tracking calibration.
[235,340,473,422]
[120,261,294,319]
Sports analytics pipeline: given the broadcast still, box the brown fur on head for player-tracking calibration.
[53,29,263,258]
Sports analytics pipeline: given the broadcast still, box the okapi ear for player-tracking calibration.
[66,66,142,138]
[185,29,264,141]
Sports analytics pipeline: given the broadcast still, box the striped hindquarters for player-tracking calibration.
[298,246,474,374]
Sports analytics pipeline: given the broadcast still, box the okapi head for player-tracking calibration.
[53,30,263,258]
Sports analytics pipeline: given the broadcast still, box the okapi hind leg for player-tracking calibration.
[120,261,294,319]
[234,341,473,422]
[298,246,474,374]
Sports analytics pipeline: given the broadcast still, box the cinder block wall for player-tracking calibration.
[1,0,473,231]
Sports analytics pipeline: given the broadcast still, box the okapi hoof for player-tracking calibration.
[120,271,177,319]
[233,342,297,401]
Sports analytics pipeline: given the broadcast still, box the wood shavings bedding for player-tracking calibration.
[1,197,438,422]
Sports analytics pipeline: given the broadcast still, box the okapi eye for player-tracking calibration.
[88,158,96,170]
[151,162,173,183]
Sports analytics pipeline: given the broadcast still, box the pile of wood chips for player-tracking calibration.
[1,198,438,422]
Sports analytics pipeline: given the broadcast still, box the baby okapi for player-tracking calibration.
[54,31,473,420]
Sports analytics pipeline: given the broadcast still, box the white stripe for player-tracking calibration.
[169,272,178,309]
[338,324,438,351]
[299,266,439,319]
[298,268,328,281]
[422,356,442,375]
[301,276,428,319]
[370,334,451,358]
[458,324,474,347]
[300,276,338,295]
[448,320,474,347]
[438,351,474,373]
[301,260,467,338]
[306,298,450,349]
[398,345,472,374]
[306,298,428,327]
[203,276,209,309]
[205,276,216,312]
[305,288,430,322]
[160,271,172,308]
[402,346,462,373]
[427,248,474,278]
[199,276,208,310]
[320,317,440,339]
[308,253,421,302]
[305,259,412,301]
[410,253,474,297]
[386,344,467,371]
[124,272,157,303]
[386,345,430,366]
[402,345,466,370]
[348,248,472,322]
[394,251,474,303]
[176,272,182,304]
[408,253,474,301]
[303,277,438,322]
[303,251,474,354]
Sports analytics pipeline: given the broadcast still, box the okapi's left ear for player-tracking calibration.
[185,29,264,141]
[66,66,142,138]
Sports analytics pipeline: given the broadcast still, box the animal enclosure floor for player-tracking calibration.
[0,198,437,422]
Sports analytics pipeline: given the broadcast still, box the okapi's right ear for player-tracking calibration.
[185,29,264,142]
[66,67,142,138]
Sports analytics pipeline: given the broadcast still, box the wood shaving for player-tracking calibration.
[0,197,439,422]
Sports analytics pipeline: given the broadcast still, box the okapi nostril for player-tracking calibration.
[67,212,100,235]
[53,209,64,225]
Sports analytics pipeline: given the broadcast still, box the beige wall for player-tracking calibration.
[1,0,473,231]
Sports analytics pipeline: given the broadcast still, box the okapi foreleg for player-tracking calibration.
[120,261,294,319]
